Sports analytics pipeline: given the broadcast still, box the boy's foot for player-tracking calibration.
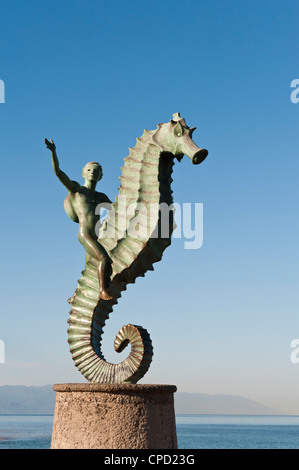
[99,289,113,301]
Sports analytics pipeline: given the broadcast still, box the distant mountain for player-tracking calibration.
[174,392,282,415]
[0,385,56,414]
[0,385,282,415]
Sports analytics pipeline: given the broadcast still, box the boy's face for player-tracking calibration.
[82,163,102,183]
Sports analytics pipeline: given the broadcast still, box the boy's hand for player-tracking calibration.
[45,138,56,152]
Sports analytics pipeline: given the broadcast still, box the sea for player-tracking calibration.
[0,414,299,449]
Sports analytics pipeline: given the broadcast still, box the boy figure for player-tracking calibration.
[45,138,113,301]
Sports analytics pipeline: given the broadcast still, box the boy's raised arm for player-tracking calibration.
[45,138,79,193]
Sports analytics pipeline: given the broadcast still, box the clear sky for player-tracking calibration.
[0,0,298,414]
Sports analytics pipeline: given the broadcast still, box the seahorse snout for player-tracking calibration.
[178,130,208,165]
[192,148,208,165]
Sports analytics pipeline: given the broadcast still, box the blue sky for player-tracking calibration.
[0,0,298,413]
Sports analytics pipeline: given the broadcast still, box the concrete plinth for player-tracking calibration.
[51,383,178,449]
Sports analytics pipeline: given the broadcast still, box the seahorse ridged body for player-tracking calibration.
[67,113,208,383]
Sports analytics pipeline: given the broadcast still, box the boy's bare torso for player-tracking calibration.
[45,137,113,300]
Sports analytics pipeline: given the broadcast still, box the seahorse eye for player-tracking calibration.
[174,123,184,137]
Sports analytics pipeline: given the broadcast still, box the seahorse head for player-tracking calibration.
[152,112,208,165]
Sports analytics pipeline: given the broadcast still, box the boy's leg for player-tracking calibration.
[98,258,113,301]
[79,232,113,300]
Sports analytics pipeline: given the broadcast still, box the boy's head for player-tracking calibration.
[82,162,103,182]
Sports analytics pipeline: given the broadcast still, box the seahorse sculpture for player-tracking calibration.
[67,113,208,383]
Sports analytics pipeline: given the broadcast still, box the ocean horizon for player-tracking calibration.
[1,413,299,449]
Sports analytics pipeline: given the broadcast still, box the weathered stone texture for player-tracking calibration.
[51,384,177,449]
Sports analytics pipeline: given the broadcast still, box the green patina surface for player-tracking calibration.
[47,113,208,384]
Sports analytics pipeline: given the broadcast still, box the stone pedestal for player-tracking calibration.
[51,383,177,449]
